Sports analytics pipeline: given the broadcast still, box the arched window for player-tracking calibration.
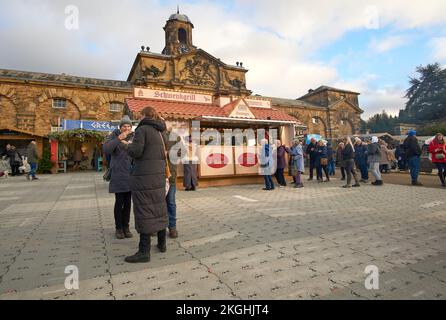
[178,28,187,44]
[109,102,123,113]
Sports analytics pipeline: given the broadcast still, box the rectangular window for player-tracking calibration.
[52,98,67,109]
[109,102,122,113]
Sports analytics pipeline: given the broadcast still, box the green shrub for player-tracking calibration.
[38,148,53,174]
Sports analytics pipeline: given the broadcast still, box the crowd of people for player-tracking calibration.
[0,140,39,180]
[260,129,446,190]
[2,112,445,266]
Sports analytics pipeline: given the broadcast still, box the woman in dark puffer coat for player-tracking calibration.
[125,107,168,263]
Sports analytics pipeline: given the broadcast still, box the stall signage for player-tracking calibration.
[135,88,213,105]
[229,101,256,119]
[245,98,271,109]
[63,120,118,132]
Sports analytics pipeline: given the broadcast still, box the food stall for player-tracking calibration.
[126,88,305,185]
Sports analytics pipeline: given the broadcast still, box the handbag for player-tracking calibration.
[103,168,111,182]
[320,158,328,166]
[159,132,171,196]
[159,132,172,179]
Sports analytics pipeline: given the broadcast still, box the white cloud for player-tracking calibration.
[369,35,411,53]
[431,37,446,62]
[0,0,445,120]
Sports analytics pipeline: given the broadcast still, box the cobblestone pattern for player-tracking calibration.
[0,173,445,299]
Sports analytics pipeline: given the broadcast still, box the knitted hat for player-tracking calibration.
[119,115,132,128]
[408,129,416,137]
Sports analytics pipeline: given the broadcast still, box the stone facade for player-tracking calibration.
[0,11,363,155]
[0,71,132,155]
[269,86,363,139]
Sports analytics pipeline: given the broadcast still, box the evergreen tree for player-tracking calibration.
[404,63,446,122]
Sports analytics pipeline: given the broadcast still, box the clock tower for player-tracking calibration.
[162,8,196,55]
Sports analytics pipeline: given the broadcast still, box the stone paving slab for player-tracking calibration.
[0,172,445,300]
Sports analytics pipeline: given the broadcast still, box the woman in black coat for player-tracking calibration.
[125,107,168,263]
[103,116,134,240]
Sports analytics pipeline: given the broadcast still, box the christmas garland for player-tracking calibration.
[48,129,107,143]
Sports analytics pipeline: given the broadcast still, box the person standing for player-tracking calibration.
[342,136,360,188]
[274,140,287,187]
[125,107,168,263]
[327,142,336,177]
[260,138,275,191]
[183,136,199,191]
[2,144,21,176]
[428,133,446,187]
[336,142,346,181]
[368,136,383,186]
[354,138,369,183]
[11,146,22,176]
[316,140,330,182]
[103,116,134,240]
[379,140,391,174]
[286,139,305,188]
[306,138,318,181]
[395,144,407,171]
[403,130,423,186]
[26,140,39,180]
[73,145,83,171]
[164,129,179,238]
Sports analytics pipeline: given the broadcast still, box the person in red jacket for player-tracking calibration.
[428,133,446,187]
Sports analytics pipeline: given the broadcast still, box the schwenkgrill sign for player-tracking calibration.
[134,88,213,104]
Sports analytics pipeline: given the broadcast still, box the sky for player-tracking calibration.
[0,0,445,119]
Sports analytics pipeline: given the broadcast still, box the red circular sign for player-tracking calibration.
[206,153,229,169]
[238,153,258,167]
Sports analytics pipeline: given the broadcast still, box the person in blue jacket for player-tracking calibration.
[316,140,330,182]
[354,137,369,183]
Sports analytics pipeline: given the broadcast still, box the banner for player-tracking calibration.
[63,120,118,132]
[135,88,213,105]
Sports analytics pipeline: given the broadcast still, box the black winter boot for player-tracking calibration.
[125,234,150,263]
[439,173,446,187]
[157,229,167,253]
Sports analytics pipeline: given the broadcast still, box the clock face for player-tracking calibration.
[178,44,190,54]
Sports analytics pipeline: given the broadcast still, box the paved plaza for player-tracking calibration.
[0,172,445,300]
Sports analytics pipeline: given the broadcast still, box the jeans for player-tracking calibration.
[370,162,382,181]
[263,175,275,189]
[344,159,359,186]
[309,158,316,179]
[275,168,287,186]
[435,162,446,185]
[327,160,336,176]
[317,165,329,180]
[166,184,177,228]
[408,156,421,182]
[340,167,346,179]
[29,162,37,178]
[114,192,131,230]
[356,159,369,180]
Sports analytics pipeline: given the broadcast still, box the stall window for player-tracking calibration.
[109,102,123,113]
[53,98,67,109]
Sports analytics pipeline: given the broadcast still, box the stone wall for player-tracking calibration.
[0,81,133,138]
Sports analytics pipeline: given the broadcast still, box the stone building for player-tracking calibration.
[0,70,132,157]
[0,10,363,165]
[268,86,364,139]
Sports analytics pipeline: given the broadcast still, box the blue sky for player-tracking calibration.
[0,0,445,119]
